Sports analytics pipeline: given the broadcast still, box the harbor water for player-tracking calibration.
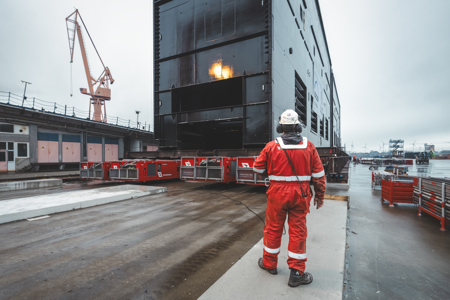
[406,159,450,178]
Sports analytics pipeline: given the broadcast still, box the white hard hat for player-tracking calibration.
[279,109,300,125]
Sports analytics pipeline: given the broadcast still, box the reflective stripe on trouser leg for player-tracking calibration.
[287,209,308,272]
[263,186,288,269]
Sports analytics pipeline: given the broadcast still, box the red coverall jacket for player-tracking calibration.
[253,136,326,272]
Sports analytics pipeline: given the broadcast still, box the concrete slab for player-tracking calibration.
[0,179,62,192]
[326,182,350,190]
[0,185,166,224]
[199,199,348,300]
[0,170,79,182]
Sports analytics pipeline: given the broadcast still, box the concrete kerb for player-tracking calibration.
[0,185,167,224]
[0,179,63,192]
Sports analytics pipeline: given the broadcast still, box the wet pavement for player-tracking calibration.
[340,161,450,299]
[0,180,267,300]
[1,160,449,299]
[0,170,80,182]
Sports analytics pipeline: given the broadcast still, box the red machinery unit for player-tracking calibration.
[109,160,180,182]
[80,162,111,181]
[236,156,267,186]
[180,157,236,183]
[381,179,414,207]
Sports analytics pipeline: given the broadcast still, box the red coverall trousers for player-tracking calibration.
[263,181,311,272]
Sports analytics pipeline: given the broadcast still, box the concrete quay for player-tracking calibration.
[0,184,166,224]
[0,178,62,192]
[1,162,449,299]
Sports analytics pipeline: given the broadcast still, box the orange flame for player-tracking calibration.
[209,60,233,80]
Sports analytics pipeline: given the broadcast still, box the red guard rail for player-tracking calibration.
[413,177,449,231]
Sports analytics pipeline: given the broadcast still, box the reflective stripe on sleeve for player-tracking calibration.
[288,251,307,259]
[264,246,280,254]
[253,167,266,174]
[268,175,311,181]
[311,170,325,178]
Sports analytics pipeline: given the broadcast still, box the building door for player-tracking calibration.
[0,150,7,172]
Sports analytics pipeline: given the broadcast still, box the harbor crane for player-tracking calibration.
[65,9,114,122]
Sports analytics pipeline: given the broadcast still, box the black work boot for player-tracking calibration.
[258,258,278,275]
[288,269,313,287]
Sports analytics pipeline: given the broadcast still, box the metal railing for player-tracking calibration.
[0,91,153,132]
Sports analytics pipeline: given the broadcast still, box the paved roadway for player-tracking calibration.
[2,162,449,299]
[335,163,450,299]
[0,181,267,299]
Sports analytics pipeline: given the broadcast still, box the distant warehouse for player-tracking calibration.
[154,0,341,152]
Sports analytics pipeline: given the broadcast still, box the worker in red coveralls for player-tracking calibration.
[253,109,326,287]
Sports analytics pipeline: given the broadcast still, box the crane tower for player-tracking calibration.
[65,10,114,122]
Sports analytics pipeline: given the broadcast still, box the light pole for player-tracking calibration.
[136,110,141,129]
[21,80,32,107]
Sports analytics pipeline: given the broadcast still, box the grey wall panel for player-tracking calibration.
[195,37,267,85]
[158,91,172,115]
[245,75,269,104]
[29,125,37,163]
[157,0,267,60]
[271,0,331,147]
[159,0,194,59]
[244,104,269,145]
[159,36,267,91]
[161,115,177,147]
[118,138,124,159]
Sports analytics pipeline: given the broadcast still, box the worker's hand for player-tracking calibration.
[314,198,324,209]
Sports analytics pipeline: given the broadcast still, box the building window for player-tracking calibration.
[325,119,329,140]
[311,112,318,134]
[311,96,317,134]
[0,124,14,133]
[320,118,324,137]
[17,143,28,157]
[8,151,14,162]
[313,46,315,56]
[295,72,307,126]
[302,0,307,8]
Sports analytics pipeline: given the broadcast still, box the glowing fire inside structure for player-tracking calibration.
[209,60,233,79]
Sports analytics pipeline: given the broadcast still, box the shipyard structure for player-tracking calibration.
[154,0,341,153]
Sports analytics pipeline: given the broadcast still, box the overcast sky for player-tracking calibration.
[320,0,450,152]
[0,0,153,129]
[0,0,449,152]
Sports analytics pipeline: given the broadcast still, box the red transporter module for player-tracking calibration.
[80,162,111,181]
[180,157,236,183]
[109,160,180,182]
[236,156,268,186]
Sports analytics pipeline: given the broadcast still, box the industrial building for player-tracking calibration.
[0,103,155,172]
[154,0,341,153]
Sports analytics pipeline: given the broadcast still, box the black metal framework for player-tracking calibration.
[154,0,271,151]
[311,111,318,134]
[295,71,307,126]
[320,117,324,138]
